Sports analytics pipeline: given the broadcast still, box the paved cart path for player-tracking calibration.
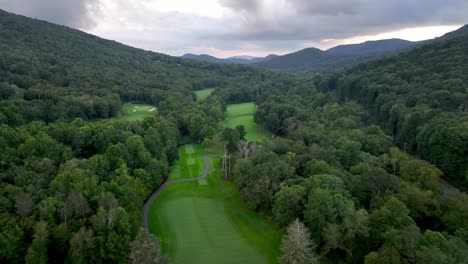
[143,155,213,231]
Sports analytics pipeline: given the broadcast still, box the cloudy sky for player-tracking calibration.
[0,0,466,57]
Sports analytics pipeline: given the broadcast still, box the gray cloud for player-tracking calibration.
[0,0,98,29]
[218,0,468,41]
[92,0,468,56]
[1,0,467,56]
[219,0,262,13]
[289,0,358,15]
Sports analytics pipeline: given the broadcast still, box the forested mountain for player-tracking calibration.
[1,7,468,264]
[215,34,468,261]
[229,55,258,60]
[254,38,417,72]
[327,39,414,56]
[181,53,276,64]
[0,9,271,126]
[183,39,415,71]
[181,53,228,63]
[229,83,468,263]
[255,47,354,72]
[212,26,468,263]
[181,26,468,72]
[0,9,264,263]
[439,24,468,40]
[319,31,468,188]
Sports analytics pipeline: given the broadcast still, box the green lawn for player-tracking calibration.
[167,144,206,181]
[148,144,281,264]
[195,88,215,101]
[121,103,157,121]
[224,103,270,141]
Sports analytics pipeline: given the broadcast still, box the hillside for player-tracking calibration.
[181,53,276,64]
[0,9,268,125]
[1,8,468,264]
[439,24,468,40]
[0,9,270,263]
[181,53,226,63]
[183,38,415,71]
[257,25,468,72]
[255,38,417,72]
[327,38,414,55]
[255,47,351,71]
[321,32,468,188]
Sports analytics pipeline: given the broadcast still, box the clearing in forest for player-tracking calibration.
[121,103,157,121]
[224,102,270,141]
[167,144,205,181]
[148,144,281,264]
[195,88,215,101]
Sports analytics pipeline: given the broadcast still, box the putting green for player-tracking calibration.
[121,103,157,121]
[195,88,214,101]
[148,145,281,264]
[224,103,270,141]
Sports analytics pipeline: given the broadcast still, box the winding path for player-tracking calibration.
[143,155,213,231]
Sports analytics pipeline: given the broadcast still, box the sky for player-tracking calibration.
[0,0,466,58]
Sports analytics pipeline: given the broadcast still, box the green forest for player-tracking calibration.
[323,35,468,187]
[0,9,467,264]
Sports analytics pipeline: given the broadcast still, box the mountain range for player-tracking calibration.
[182,38,416,71]
[181,53,278,64]
[1,8,468,264]
[182,25,468,72]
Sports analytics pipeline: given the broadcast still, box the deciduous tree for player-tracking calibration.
[280,219,318,264]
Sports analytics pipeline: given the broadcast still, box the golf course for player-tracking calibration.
[194,88,214,101]
[224,102,270,141]
[121,103,157,121]
[145,99,280,264]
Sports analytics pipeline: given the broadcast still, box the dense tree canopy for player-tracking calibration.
[1,7,468,264]
[319,34,468,188]
[228,76,468,262]
[0,9,271,126]
[0,116,180,262]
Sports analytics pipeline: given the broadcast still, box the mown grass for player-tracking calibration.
[167,144,206,181]
[148,144,282,264]
[224,102,270,141]
[195,88,215,101]
[121,103,157,121]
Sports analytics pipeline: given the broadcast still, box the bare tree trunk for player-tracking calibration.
[222,144,228,179]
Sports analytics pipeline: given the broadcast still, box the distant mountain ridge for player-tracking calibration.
[255,38,418,72]
[326,38,414,55]
[183,25,468,72]
[182,38,417,71]
[181,53,277,64]
[257,25,468,72]
[228,55,257,60]
[181,53,222,62]
[438,24,468,40]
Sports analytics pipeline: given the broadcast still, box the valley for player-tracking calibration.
[0,7,467,264]
[146,101,281,263]
[147,144,281,264]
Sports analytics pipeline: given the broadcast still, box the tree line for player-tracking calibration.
[317,34,468,188]
[0,116,178,262]
[221,83,468,263]
[0,88,228,263]
[1,7,468,264]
